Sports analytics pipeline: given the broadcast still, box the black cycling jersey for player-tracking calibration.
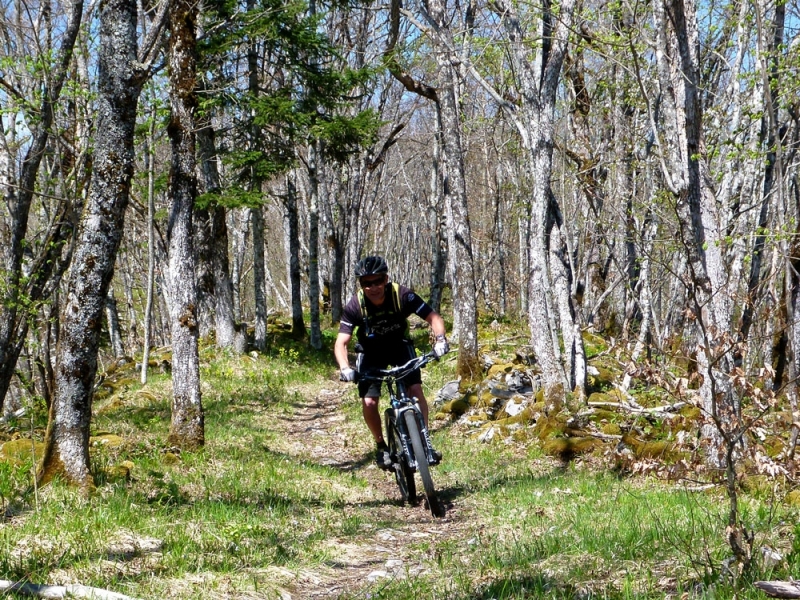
[338,283,433,354]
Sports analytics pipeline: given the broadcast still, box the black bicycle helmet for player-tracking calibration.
[355,255,389,278]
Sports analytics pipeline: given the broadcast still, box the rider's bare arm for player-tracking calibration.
[334,332,352,370]
[425,311,446,339]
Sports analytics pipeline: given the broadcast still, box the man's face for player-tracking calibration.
[360,274,387,304]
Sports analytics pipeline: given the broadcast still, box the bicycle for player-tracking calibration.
[357,351,444,517]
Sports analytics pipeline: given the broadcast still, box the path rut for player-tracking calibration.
[268,383,472,599]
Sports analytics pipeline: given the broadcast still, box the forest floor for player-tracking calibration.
[2,335,799,600]
[262,379,490,598]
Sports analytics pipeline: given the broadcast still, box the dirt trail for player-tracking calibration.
[270,383,473,599]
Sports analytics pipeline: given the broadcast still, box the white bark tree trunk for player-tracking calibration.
[40,0,159,487]
[141,111,157,384]
[166,0,204,450]
[490,0,578,404]
[423,0,481,380]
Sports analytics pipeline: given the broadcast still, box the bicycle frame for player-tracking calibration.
[386,378,434,470]
[359,352,438,470]
[357,351,443,516]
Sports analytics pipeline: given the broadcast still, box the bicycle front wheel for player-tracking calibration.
[403,409,438,514]
[385,409,416,504]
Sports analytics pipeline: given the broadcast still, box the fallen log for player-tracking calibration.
[754,581,800,598]
[587,400,687,418]
[586,431,623,441]
[0,580,140,600]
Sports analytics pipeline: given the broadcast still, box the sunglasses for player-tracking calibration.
[360,276,386,289]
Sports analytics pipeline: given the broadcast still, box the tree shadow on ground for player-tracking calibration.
[452,573,587,599]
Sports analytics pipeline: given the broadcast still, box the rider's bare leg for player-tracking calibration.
[407,383,429,426]
[362,396,384,444]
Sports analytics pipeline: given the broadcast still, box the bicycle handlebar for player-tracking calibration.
[356,351,439,383]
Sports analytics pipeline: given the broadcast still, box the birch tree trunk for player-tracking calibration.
[285,174,306,338]
[493,164,507,317]
[251,206,268,350]
[229,208,249,324]
[167,0,204,449]
[422,0,480,381]
[621,213,658,391]
[491,0,578,405]
[194,121,221,337]
[39,0,155,487]
[196,118,243,351]
[654,0,738,468]
[105,291,125,359]
[141,111,157,383]
[193,207,215,338]
[212,205,245,352]
[308,144,322,350]
[247,12,268,350]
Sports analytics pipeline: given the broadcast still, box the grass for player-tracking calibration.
[0,325,798,599]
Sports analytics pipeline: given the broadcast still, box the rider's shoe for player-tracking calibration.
[375,443,393,471]
[429,447,443,466]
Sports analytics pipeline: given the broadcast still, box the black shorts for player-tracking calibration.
[356,341,421,398]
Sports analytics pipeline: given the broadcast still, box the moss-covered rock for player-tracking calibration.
[621,433,679,460]
[582,330,607,359]
[467,413,490,422]
[1,438,45,465]
[476,389,497,409]
[532,413,568,440]
[542,436,600,459]
[763,437,785,459]
[163,452,181,465]
[669,405,703,433]
[492,407,536,427]
[106,460,135,481]
[586,366,616,393]
[588,408,620,422]
[784,490,800,506]
[587,390,626,404]
[680,405,702,420]
[487,363,514,379]
[439,397,471,416]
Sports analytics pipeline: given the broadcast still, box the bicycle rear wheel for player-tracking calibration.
[404,409,439,515]
[385,409,416,504]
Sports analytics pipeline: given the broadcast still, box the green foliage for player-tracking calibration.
[196,188,265,211]
[195,0,382,197]
[312,109,382,162]
[0,457,33,510]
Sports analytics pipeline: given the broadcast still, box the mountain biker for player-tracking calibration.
[334,255,450,470]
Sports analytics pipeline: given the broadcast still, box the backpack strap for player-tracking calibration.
[357,288,370,337]
[390,282,401,313]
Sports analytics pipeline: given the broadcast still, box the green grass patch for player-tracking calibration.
[0,324,797,599]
